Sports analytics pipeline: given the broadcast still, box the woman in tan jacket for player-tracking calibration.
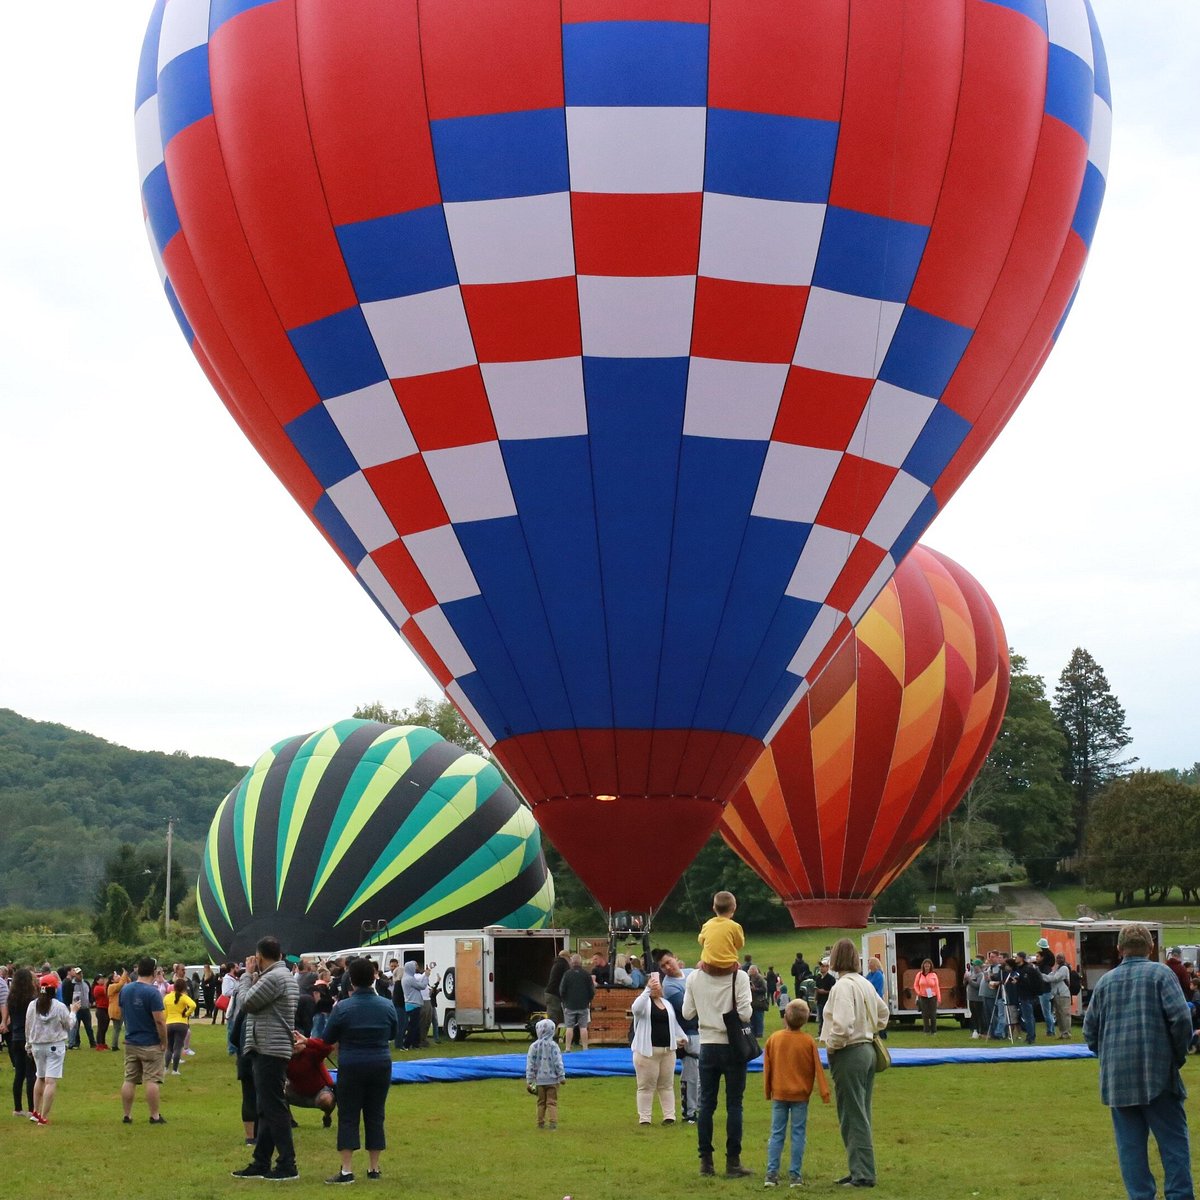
[820,939,889,1189]
[106,969,128,1050]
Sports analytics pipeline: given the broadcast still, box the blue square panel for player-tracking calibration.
[901,405,972,487]
[288,307,387,401]
[313,492,366,566]
[164,279,194,345]
[431,109,570,202]
[142,162,181,255]
[812,207,930,304]
[1087,2,1111,105]
[1046,42,1093,141]
[209,0,281,37]
[157,44,213,146]
[705,109,838,204]
[136,0,168,108]
[888,489,939,566]
[285,406,359,489]
[979,0,1048,37]
[563,21,708,107]
[336,206,459,303]
[1072,160,1105,249]
[878,306,973,400]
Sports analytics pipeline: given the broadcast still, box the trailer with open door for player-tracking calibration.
[1038,919,1162,1015]
[863,925,970,1027]
[427,927,569,1041]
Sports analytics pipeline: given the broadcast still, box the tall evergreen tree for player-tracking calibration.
[1052,648,1136,854]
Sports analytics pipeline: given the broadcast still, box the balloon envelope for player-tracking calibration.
[139,2,1106,912]
[196,720,553,960]
[720,546,1009,927]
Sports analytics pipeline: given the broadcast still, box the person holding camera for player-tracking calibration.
[913,959,941,1036]
[630,972,687,1126]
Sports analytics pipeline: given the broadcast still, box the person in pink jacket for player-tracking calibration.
[914,960,942,1035]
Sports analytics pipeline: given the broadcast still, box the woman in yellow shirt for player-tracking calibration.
[164,980,197,1075]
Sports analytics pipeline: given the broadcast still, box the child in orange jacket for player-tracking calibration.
[762,998,830,1187]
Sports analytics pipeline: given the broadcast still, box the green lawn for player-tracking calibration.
[6,1021,1193,1197]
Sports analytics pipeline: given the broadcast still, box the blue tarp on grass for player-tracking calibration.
[361,1042,1095,1085]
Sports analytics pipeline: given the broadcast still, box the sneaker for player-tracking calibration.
[245,1138,257,1146]
[662,1117,675,1125]
[185,1049,196,1056]
[150,1115,167,1125]
[366,1171,381,1181]
[172,1069,182,1076]
[29,1111,41,1123]
[32,1113,49,1126]
[265,1166,299,1182]
[836,1177,854,1186]
[970,1031,980,1039]
[13,1111,30,1118]
[764,1172,780,1188]
[547,1122,557,1131]
[122,1116,133,1125]
[324,1172,355,1185]
[231,1164,270,1179]
[789,1179,804,1189]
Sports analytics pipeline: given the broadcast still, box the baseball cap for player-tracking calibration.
[39,973,60,990]
[971,957,983,965]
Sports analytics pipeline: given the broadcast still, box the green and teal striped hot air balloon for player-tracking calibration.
[196,720,553,960]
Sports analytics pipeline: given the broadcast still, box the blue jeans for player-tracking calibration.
[1039,992,1056,1036]
[1110,1090,1194,1200]
[766,1099,810,1179]
[752,1009,765,1039]
[1018,997,1036,1041]
[698,1043,747,1160]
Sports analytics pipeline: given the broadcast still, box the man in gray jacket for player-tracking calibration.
[231,937,300,1182]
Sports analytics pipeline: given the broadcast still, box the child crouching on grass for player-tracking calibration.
[762,999,830,1187]
[526,1018,566,1130]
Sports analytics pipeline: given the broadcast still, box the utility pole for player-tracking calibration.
[165,816,175,939]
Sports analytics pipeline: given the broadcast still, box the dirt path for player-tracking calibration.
[1002,887,1061,921]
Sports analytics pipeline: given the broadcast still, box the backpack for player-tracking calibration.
[1068,967,1082,997]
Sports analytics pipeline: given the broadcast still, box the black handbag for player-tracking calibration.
[722,972,762,1062]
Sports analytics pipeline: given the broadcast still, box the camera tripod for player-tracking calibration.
[990,979,1019,1044]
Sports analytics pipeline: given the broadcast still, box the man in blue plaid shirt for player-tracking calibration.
[1083,923,1194,1200]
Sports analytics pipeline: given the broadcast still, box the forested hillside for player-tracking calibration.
[0,709,245,908]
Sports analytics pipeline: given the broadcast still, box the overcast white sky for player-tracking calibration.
[1,3,1197,771]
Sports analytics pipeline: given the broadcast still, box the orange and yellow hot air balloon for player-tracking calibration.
[720,545,1008,928]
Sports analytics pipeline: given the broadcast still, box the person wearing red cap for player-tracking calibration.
[26,973,72,1125]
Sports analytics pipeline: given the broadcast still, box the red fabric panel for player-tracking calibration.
[772,368,873,451]
[908,1,1048,327]
[816,456,897,535]
[392,367,496,451]
[420,0,564,119]
[399,617,452,686]
[164,118,322,426]
[460,278,582,362]
[563,0,709,23]
[571,193,702,277]
[709,0,848,120]
[366,457,448,538]
[829,0,963,226]
[827,541,888,613]
[208,3,357,328]
[298,0,441,225]
[368,538,437,612]
[691,279,809,364]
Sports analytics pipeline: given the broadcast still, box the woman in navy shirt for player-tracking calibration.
[321,958,399,1185]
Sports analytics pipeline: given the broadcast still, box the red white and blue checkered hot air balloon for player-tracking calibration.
[136,0,1108,913]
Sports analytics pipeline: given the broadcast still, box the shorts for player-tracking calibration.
[563,1007,590,1029]
[124,1043,166,1085]
[32,1043,66,1080]
[285,1083,335,1109]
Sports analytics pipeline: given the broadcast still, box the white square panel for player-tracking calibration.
[787,604,847,678]
[135,96,163,183]
[861,471,929,551]
[326,472,398,554]
[444,193,575,285]
[401,525,480,603]
[482,358,588,440]
[424,442,518,524]
[566,107,706,194]
[848,553,898,625]
[357,554,411,630]
[578,275,696,358]
[765,677,809,744]
[1047,0,1094,67]
[157,0,211,73]
[785,525,858,602]
[413,606,475,678]
[446,681,495,746]
[793,288,904,379]
[751,442,841,524]
[698,194,825,286]
[362,287,477,380]
[683,358,788,440]
[847,381,938,468]
[1089,96,1112,174]
[324,381,417,469]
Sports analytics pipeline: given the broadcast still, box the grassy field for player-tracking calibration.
[5,1020,1194,1197]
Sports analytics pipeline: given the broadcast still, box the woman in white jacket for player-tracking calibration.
[820,940,890,1189]
[630,974,687,1126]
[26,974,72,1125]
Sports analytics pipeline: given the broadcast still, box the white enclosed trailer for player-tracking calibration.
[863,924,970,1026]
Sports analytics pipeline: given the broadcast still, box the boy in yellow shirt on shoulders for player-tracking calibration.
[697,891,744,975]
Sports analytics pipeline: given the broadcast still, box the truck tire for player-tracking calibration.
[441,968,456,1001]
[444,1011,468,1041]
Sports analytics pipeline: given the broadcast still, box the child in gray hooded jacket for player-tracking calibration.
[525,1018,566,1129]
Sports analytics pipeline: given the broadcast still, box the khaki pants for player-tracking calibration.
[1053,994,1073,1038]
[536,1085,558,1126]
[633,1047,677,1123]
[829,1042,877,1185]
